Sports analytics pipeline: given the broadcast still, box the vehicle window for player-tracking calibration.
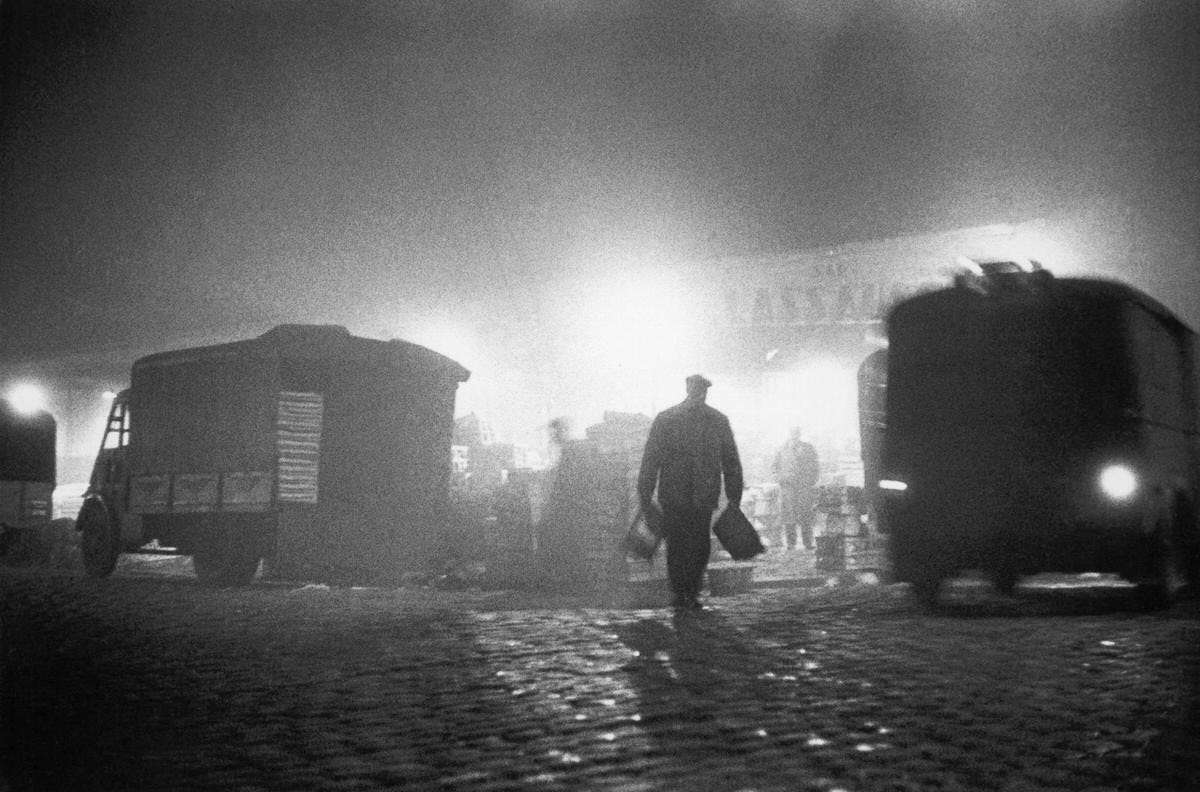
[102,402,131,450]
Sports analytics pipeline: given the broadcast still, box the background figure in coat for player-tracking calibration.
[637,374,744,611]
[773,427,820,550]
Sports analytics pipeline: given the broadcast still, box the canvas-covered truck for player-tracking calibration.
[77,324,470,585]
[0,398,56,557]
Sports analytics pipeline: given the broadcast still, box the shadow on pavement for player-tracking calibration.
[615,610,851,791]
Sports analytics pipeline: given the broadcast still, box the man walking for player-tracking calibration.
[638,374,744,611]
[773,427,820,550]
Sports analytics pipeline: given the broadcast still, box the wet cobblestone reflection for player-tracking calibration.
[1,569,1197,791]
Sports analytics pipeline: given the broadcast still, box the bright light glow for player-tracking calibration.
[760,360,859,452]
[583,269,688,365]
[572,267,697,415]
[1009,223,1070,268]
[955,221,1068,270]
[6,383,47,415]
[1098,464,1137,500]
[879,479,908,492]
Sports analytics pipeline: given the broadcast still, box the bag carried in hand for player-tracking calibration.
[625,503,664,560]
[712,504,765,561]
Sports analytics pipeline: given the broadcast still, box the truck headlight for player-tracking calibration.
[1098,464,1137,501]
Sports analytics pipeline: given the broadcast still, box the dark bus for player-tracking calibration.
[877,262,1200,607]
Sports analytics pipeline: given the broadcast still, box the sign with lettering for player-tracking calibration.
[713,252,949,328]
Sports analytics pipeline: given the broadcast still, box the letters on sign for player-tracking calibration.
[726,279,943,327]
[712,249,951,327]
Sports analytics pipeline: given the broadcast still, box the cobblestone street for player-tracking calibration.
[2,562,1198,792]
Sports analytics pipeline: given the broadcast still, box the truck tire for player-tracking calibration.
[78,502,119,578]
[193,529,261,587]
[993,566,1020,597]
[910,573,942,609]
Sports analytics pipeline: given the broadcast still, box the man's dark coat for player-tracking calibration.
[637,398,744,513]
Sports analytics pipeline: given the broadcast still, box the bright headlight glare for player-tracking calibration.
[1098,465,1137,500]
[879,479,908,492]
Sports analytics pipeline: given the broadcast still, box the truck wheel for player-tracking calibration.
[993,566,1019,597]
[910,574,942,609]
[192,544,223,583]
[194,530,261,587]
[78,502,119,578]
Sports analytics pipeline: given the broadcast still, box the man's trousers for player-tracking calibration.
[662,506,713,602]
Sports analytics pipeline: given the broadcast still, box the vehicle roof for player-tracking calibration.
[890,274,1195,338]
[132,324,471,382]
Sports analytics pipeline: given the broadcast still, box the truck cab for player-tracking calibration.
[78,389,151,577]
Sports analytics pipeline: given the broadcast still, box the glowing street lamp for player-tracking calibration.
[6,382,48,415]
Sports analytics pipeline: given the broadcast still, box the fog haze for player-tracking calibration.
[2,0,1197,361]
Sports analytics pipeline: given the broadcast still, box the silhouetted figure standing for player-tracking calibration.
[773,427,820,550]
[638,374,744,611]
[537,417,588,590]
[495,470,533,556]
